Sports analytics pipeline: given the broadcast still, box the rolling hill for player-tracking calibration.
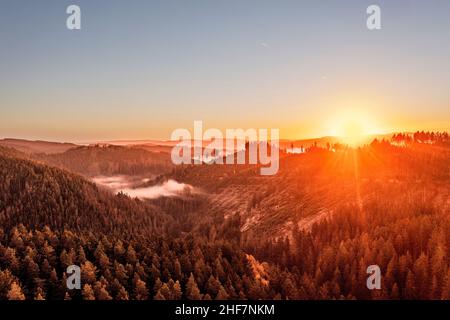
[32,144,174,178]
[0,138,77,154]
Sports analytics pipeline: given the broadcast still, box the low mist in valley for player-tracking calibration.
[92,175,197,200]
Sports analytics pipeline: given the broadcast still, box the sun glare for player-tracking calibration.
[340,121,366,146]
[329,110,381,146]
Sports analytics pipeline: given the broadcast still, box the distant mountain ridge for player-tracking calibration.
[32,144,174,178]
[0,134,397,155]
[0,138,77,154]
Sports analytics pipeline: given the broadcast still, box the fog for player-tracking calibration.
[92,176,195,200]
[121,180,195,199]
[92,176,132,190]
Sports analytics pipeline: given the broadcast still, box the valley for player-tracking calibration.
[0,133,448,300]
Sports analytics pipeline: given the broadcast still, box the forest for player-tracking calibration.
[0,132,448,300]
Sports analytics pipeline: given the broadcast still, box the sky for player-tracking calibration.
[0,0,449,142]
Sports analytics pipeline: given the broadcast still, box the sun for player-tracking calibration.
[340,121,366,146]
[329,111,381,146]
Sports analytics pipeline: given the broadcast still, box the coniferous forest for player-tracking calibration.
[0,133,449,300]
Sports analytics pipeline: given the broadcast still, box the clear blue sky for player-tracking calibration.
[1,0,449,141]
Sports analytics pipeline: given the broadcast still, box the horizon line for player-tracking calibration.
[2,131,443,146]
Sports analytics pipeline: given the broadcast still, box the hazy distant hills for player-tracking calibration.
[0,138,77,154]
[279,133,394,149]
[93,139,178,147]
[0,133,396,155]
[32,145,175,178]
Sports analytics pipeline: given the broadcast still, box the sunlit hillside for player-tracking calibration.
[0,132,448,300]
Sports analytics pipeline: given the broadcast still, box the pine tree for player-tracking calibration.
[7,281,25,300]
[154,290,165,300]
[441,269,450,300]
[114,240,126,258]
[126,245,138,265]
[215,286,229,300]
[116,286,129,300]
[153,277,163,295]
[404,270,416,299]
[186,273,202,300]
[81,260,97,284]
[203,293,212,300]
[174,259,182,281]
[82,284,95,300]
[172,280,183,300]
[114,261,129,285]
[413,253,429,299]
[391,283,400,300]
[0,270,14,299]
[157,283,171,300]
[34,287,46,300]
[206,275,221,297]
[133,275,148,300]
[93,281,112,300]
[429,275,440,299]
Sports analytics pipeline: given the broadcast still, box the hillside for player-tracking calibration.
[167,141,450,241]
[33,145,174,178]
[0,138,448,300]
[0,139,77,154]
[0,147,171,237]
[0,148,272,300]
